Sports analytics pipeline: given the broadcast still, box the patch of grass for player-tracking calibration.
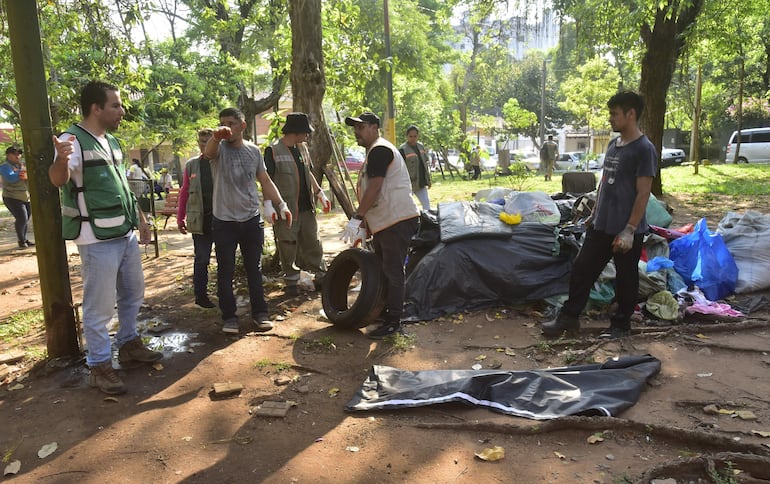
[253,358,291,372]
[661,163,770,196]
[0,309,44,342]
[386,331,416,352]
[303,336,336,352]
[709,461,739,484]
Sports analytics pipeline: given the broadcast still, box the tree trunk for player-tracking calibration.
[638,0,703,197]
[288,0,332,185]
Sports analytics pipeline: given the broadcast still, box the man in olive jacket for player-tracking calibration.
[398,125,431,210]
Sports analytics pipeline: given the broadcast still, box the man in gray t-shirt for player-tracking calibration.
[204,107,292,335]
[542,90,657,340]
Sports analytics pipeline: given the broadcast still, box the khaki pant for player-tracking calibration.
[273,210,326,286]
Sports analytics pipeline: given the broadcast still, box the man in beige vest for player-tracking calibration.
[341,112,420,339]
[264,112,330,297]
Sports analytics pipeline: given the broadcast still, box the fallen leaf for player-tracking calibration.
[523,322,535,328]
[485,314,495,322]
[718,409,735,415]
[493,335,500,340]
[487,359,502,369]
[475,446,504,461]
[751,430,770,438]
[328,387,340,397]
[8,383,24,391]
[735,410,757,420]
[103,396,119,403]
[474,354,487,361]
[504,348,516,357]
[3,460,20,476]
[554,451,566,460]
[152,362,164,371]
[695,333,710,339]
[38,442,57,459]
[345,446,360,452]
[182,436,193,442]
[587,433,605,444]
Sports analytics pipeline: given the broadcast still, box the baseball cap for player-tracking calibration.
[5,146,23,155]
[345,112,380,127]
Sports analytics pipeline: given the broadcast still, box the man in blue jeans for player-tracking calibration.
[50,80,162,395]
[204,107,292,334]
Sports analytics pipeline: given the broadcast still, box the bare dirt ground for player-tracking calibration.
[1,193,770,484]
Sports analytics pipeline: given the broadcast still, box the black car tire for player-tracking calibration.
[321,248,387,329]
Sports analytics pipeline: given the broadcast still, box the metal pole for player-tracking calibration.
[6,0,80,358]
[383,0,396,143]
[540,59,546,144]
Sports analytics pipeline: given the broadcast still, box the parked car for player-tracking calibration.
[344,149,364,171]
[660,148,686,167]
[725,127,770,164]
[555,151,585,170]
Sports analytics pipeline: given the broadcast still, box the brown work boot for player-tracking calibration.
[118,337,163,364]
[89,361,126,395]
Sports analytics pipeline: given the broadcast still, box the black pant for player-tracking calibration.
[471,165,481,180]
[371,217,419,322]
[562,227,644,328]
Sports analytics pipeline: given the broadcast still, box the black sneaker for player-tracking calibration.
[195,296,216,308]
[367,321,402,340]
[598,327,631,339]
[24,240,34,247]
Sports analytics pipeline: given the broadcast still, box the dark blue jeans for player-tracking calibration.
[371,217,419,322]
[212,216,268,321]
[562,226,644,328]
[3,197,31,244]
[192,232,214,299]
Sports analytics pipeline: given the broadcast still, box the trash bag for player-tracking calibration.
[503,191,560,225]
[668,218,738,301]
[645,193,672,228]
[717,210,770,293]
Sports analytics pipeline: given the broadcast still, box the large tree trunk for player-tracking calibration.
[288,0,332,182]
[638,0,703,197]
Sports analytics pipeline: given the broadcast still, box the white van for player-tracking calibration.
[725,127,770,163]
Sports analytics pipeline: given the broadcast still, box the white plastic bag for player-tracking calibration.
[503,191,560,225]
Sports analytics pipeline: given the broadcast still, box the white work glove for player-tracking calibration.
[613,224,636,253]
[340,217,366,247]
[263,200,278,224]
[317,190,331,213]
[277,200,293,228]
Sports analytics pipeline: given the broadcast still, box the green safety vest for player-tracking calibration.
[60,125,138,240]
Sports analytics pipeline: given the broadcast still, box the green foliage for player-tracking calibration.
[558,56,620,133]
[502,98,538,134]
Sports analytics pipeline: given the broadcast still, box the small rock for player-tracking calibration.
[605,454,615,461]
[274,375,292,386]
[735,410,757,421]
[703,404,719,415]
[696,348,712,356]
[296,385,310,394]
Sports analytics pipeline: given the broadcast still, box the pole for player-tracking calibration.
[383,0,396,143]
[540,59,546,144]
[6,1,81,358]
[690,64,702,175]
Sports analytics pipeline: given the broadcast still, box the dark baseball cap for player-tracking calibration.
[345,112,380,127]
[5,146,22,155]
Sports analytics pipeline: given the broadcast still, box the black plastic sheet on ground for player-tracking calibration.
[346,355,661,420]
[403,222,571,321]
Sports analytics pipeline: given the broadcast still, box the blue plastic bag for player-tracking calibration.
[668,218,738,301]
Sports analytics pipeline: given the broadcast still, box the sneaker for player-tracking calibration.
[252,313,273,332]
[222,318,240,334]
[18,241,27,248]
[598,327,631,339]
[284,285,299,297]
[118,337,163,364]
[24,240,34,247]
[367,321,402,340]
[89,362,126,395]
[195,296,216,308]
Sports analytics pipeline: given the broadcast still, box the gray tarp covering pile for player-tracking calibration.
[403,201,572,321]
[346,355,661,420]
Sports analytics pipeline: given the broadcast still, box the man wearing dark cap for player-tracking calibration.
[342,112,420,339]
[264,112,330,296]
[399,125,432,210]
[1,146,34,248]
